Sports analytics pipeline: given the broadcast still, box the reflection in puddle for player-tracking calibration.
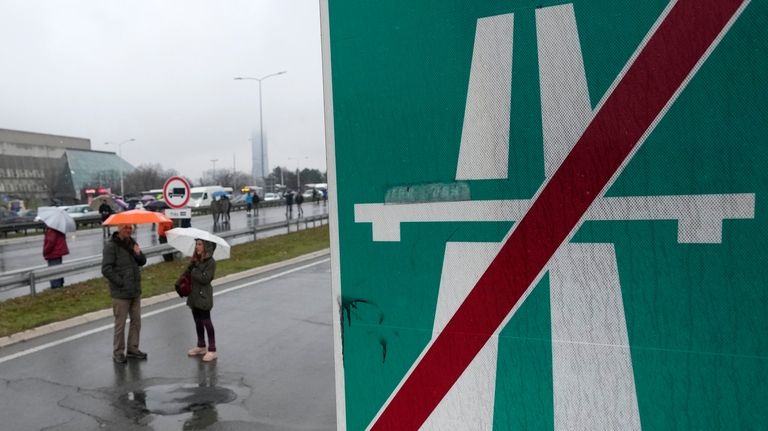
[118,383,238,429]
[119,383,237,416]
[98,362,253,429]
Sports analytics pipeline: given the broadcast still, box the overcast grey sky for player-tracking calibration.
[0,0,326,182]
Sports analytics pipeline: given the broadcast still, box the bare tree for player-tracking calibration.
[200,168,253,191]
[230,170,255,191]
[300,168,326,186]
[123,163,179,195]
[268,166,296,190]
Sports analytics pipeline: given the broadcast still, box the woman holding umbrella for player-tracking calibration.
[167,228,229,361]
[43,226,69,288]
[179,239,218,362]
[37,207,75,289]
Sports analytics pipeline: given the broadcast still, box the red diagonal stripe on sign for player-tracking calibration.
[369,0,747,429]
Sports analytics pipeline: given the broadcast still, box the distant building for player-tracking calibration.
[0,128,134,206]
[251,129,269,187]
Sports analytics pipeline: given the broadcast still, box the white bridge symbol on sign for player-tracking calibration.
[354,4,755,430]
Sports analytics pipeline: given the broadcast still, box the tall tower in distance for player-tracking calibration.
[251,129,269,187]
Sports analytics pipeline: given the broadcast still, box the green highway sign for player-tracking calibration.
[322,0,766,429]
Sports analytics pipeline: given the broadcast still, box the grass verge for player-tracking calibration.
[0,225,329,338]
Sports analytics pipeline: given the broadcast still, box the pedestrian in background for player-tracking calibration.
[181,239,218,362]
[253,191,261,216]
[158,219,174,262]
[285,190,294,218]
[245,191,253,216]
[211,197,221,225]
[42,227,69,289]
[221,195,231,223]
[99,200,114,238]
[295,191,304,217]
[101,224,148,364]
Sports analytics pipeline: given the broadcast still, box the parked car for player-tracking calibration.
[63,204,97,219]
[230,194,247,205]
[0,207,36,224]
[6,199,26,214]
[264,193,281,202]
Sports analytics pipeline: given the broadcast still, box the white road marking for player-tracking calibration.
[0,258,330,365]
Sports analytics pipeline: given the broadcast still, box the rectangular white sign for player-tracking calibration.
[164,208,191,219]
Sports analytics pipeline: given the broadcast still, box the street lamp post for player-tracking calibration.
[234,71,287,185]
[211,159,218,184]
[105,138,135,197]
[288,156,309,190]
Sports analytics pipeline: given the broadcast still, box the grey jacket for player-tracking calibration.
[101,233,147,299]
[186,257,216,311]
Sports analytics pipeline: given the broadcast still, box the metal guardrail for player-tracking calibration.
[0,214,328,296]
[0,200,307,238]
[0,214,104,237]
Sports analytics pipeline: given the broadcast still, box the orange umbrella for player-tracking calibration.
[103,209,172,226]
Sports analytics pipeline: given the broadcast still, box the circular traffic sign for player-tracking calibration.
[163,176,191,209]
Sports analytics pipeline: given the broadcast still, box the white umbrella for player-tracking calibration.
[166,227,230,260]
[35,207,76,233]
[89,194,117,211]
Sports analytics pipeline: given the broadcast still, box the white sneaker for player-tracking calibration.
[187,347,207,356]
[202,351,218,362]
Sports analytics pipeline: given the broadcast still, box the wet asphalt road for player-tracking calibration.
[0,256,336,430]
[0,202,329,300]
[0,202,329,274]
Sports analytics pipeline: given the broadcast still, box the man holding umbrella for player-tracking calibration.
[101,224,148,364]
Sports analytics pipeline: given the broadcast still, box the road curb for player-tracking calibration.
[0,248,331,349]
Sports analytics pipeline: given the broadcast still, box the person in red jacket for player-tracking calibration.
[42,227,69,288]
[157,220,174,262]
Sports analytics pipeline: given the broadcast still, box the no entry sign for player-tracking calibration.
[163,176,191,209]
[322,0,766,429]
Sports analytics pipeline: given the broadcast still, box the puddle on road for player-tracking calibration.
[55,364,255,430]
[110,376,253,430]
[116,382,246,429]
[119,383,238,416]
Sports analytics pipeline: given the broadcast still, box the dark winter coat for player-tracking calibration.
[183,240,217,310]
[101,232,147,299]
[43,228,69,260]
[98,203,113,222]
[186,256,216,311]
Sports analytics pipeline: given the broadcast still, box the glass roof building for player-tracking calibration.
[0,128,134,206]
[65,149,135,201]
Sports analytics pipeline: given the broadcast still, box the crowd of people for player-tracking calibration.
[39,186,328,364]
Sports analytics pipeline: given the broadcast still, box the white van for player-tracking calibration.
[188,186,233,208]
